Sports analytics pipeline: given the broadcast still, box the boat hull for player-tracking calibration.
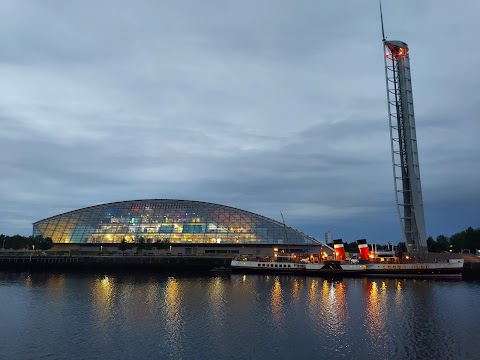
[230,259,464,279]
[362,261,464,279]
[230,260,306,274]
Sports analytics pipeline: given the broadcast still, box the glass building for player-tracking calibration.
[33,199,321,245]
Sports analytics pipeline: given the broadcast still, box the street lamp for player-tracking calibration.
[100,245,103,255]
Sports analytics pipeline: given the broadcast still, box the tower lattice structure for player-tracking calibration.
[383,40,427,253]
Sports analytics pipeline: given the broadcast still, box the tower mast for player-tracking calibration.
[380,2,427,253]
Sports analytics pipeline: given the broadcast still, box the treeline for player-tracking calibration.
[0,234,170,252]
[426,227,480,254]
[332,227,480,254]
[118,237,170,251]
[0,234,53,250]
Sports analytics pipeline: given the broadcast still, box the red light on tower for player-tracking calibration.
[397,47,407,57]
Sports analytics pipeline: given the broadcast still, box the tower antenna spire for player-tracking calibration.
[379,0,386,41]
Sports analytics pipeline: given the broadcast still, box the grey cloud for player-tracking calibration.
[1,0,479,244]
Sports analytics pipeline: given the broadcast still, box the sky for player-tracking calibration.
[1,0,479,244]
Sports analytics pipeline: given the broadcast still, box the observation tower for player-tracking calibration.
[381,6,427,253]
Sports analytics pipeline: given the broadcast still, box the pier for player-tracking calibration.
[0,253,232,272]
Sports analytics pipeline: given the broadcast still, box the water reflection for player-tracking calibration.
[270,277,284,324]
[291,278,300,304]
[364,280,388,339]
[307,279,348,339]
[323,280,348,335]
[208,277,227,325]
[0,273,478,360]
[25,275,32,288]
[395,281,404,308]
[92,275,115,323]
[164,277,183,352]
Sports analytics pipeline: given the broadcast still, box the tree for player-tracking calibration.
[343,241,358,254]
[143,240,153,251]
[35,236,53,250]
[450,231,468,253]
[427,236,438,252]
[118,238,128,251]
[396,242,407,253]
[136,237,146,252]
[155,238,170,250]
[436,235,450,252]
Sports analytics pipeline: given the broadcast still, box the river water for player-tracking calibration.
[0,271,479,360]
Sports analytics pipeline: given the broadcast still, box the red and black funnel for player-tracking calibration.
[333,239,346,261]
[357,239,370,261]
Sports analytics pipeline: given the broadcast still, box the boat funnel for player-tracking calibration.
[357,239,370,261]
[333,239,346,261]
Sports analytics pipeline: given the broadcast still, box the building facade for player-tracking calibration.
[33,199,321,246]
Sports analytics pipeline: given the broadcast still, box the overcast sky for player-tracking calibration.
[1,0,479,244]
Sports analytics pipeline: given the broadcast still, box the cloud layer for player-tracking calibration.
[1,0,479,243]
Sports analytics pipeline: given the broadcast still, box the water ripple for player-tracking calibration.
[0,272,479,360]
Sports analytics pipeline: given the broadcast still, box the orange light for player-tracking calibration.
[397,48,407,57]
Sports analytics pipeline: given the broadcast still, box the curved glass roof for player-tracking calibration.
[33,199,321,245]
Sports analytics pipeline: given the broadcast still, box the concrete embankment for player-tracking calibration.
[0,254,232,272]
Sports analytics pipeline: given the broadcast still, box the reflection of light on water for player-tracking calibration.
[94,275,114,300]
[144,278,160,308]
[365,280,388,338]
[292,278,300,304]
[309,279,319,306]
[270,277,284,323]
[208,277,226,315]
[242,275,246,282]
[335,282,347,326]
[207,277,227,345]
[321,281,348,334]
[45,274,66,295]
[395,281,403,307]
[165,277,182,347]
[307,279,348,337]
[92,275,115,324]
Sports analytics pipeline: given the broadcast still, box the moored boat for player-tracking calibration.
[230,239,465,279]
[230,256,464,279]
[230,257,307,273]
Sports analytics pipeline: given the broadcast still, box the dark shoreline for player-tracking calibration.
[0,254,232,273]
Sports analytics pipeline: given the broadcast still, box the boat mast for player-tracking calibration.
[280,211,289,245]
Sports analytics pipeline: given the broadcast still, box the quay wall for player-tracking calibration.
[0,254,232,272]
[1,254,479,278]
